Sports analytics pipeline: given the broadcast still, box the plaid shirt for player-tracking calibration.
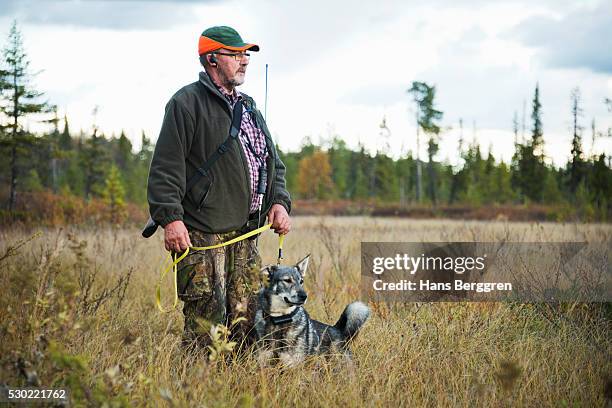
[215,84,269,213]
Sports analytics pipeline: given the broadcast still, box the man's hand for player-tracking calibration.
[164,220,192,252]
[267,204,291,235]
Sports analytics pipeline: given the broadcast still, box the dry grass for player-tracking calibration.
[0,217,610,407]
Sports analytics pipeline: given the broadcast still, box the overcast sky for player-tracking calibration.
[1,0,610,166]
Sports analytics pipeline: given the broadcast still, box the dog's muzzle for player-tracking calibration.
[284,293,307,306]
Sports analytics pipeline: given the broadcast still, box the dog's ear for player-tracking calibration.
[295,254,310,278]
[260,265,275,284]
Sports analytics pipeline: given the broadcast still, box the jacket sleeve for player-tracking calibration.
[271,147,292,214]
[147,98,194,227]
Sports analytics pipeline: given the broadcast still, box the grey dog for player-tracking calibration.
[253,255,370,366]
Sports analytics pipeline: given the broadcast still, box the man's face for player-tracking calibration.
[214,48,250,88]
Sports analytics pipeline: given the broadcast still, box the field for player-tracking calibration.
[1,217,610,407]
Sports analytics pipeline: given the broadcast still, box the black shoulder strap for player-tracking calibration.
[185,101,243,192]
[142,100,243,239]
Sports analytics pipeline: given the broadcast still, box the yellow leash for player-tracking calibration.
[155,223,283,313]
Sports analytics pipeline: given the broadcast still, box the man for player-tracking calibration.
[147,26,292,350]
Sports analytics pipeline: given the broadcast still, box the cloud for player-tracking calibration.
[0,0,214,30]
[245,0,413,75]
[508,2,612,74]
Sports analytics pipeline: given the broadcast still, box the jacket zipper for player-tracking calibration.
[196,176,213,212]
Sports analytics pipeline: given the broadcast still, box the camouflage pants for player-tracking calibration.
[175,227,262,351]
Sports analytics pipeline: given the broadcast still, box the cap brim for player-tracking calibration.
[224,43,260,52]
[199,36,260,55]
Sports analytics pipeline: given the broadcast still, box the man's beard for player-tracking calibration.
[229,75,245,87]
[230,69,246,86]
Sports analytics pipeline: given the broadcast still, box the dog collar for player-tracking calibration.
[265,307,300,325]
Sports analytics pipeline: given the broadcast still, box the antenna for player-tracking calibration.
[264,63,269,122]
[521,99,526,143]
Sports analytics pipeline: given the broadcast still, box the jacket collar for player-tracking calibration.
[198,71,234,114]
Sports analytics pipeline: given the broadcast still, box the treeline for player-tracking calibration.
[4,119,155,207]
[1,22,611,224]
[0,114,154,224]
[281,82,611,220]
[280,135,611,219]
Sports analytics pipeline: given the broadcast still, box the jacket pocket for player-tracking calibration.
[188,171,214,211]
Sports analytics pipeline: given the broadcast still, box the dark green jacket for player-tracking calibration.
[147,71,291,233]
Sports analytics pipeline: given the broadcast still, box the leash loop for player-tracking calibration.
[155,223,283,313]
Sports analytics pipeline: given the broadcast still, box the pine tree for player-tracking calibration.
[542,168,562,204]
[116,130,132,171]
[23,168,43,192]
[531,83,544,158]
[125,130,154,205]
[349,145,369,200]
[407,81,443,205]
[59,114,71,150]
[426,137,439,204]
[278,148,298,198]
[81,128,108,199]
[480,147,497,203]
[574,180,594,221]
[510,122,523,200]
[396,154,415,205]
[449,165,466,204]
[0,21,51,211]
[590,153,612,212]
[449,119,466,204]
[516,83,547,202]
[102,164,127,224]
[461,142,485,205]
[328,137,350,199]
[567,87,585,193]
[45,105,61,192]
[373,152,398,201]
[494,162,515,203]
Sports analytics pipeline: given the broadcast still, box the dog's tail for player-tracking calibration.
[334,301,370,341]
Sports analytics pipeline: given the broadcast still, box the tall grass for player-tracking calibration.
[0,218,610,407]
